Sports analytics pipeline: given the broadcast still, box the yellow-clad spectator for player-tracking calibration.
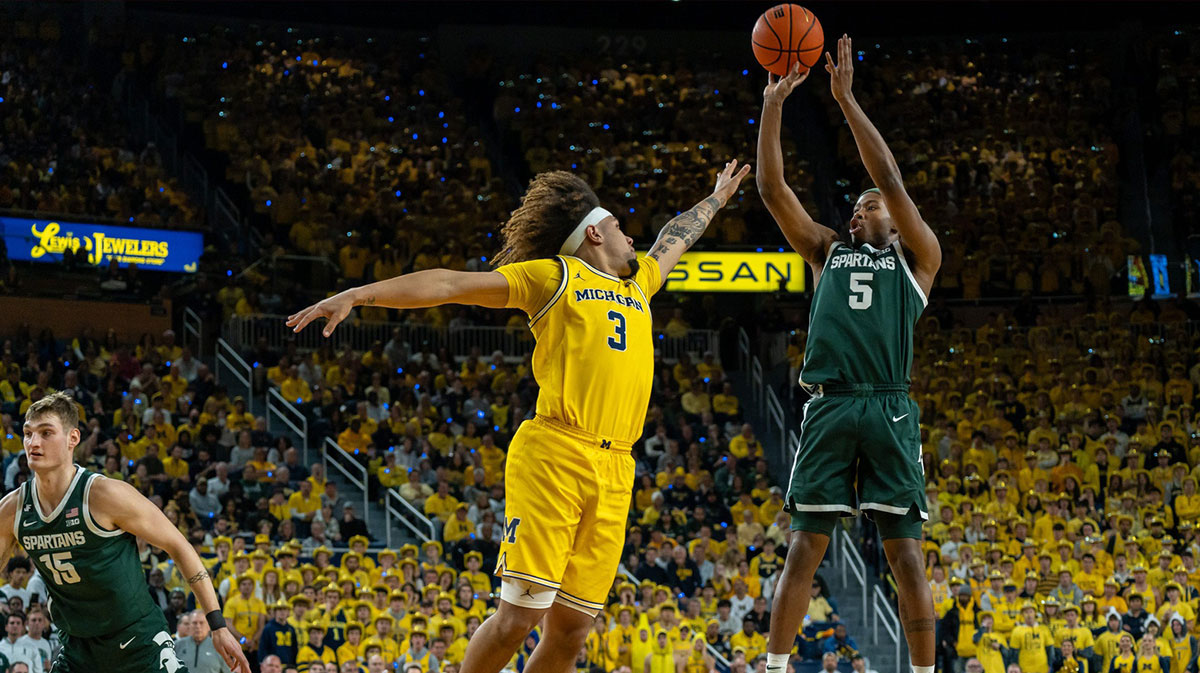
[297,621,337,672]
[1009,602,1053,673]
[729,424,762,460]
[336,419,371,454]
[224,575,267,656]
[281,366,313,404]
[443,504,476,544]
[337,622,365,669]
[975,612,1008,673]
[423,481,460,522]
[377,454,405,489]
[288,480,322,525]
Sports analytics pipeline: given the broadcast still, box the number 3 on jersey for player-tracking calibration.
[848,272,873,310]
[607,310,627,351]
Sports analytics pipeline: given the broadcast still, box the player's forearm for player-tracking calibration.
[345,269,462,310]
[648,194,723,260]
[756,98,790,195]
[173,544,222,614]
[836,93,903,190]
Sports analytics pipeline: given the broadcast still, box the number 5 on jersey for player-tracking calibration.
[848,272,873,310]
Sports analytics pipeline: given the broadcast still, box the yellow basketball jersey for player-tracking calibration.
[497,254,662,444]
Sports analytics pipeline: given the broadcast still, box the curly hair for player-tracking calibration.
[492,171,599,267]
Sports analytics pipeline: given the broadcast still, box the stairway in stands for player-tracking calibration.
[727,336,906,673]
[210,340,416,551]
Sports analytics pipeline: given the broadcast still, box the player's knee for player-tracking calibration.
[492,603,544,640]
[496,579,554,635]
[886,543,926,583]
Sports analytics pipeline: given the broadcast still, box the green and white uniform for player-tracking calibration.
[16,465,187,672]
[787,240,928,538]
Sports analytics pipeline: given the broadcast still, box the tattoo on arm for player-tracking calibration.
[647,196,722,260]
[187,570,210,585]
[364,296,376,306]
[903,617,936,633]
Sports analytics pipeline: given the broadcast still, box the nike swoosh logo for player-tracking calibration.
[119,637,135,649]
[892,414,909,422]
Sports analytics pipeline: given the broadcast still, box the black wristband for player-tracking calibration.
[206,610,226,631]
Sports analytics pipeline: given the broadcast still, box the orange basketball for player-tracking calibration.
[751,4,824,77]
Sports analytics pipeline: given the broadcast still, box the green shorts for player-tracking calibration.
[786,385,927,539]
[53,608,188,673]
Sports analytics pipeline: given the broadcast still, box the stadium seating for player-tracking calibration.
[0,17,199,228]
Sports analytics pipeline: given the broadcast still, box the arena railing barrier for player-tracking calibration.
[323,437,369,521]
[384,488,436,547]
[215,337,256,415]
[266,387,310,465]
[182,307,204,358]
[225,315,718,364]
[836,527,868,623]
[871,583,902,673]
[738,327,793,465]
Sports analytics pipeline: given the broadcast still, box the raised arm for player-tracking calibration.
[646,159,751,285]
[827,34,941,292]
[286,269,511,337]
[757,63,839,267]
[90,477,251,673]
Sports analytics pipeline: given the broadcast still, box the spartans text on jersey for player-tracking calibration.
[22,530,86,551]
[825,252,897,271]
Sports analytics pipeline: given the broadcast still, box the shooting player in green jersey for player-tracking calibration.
[756,36,941,673]
[0,392,251,673]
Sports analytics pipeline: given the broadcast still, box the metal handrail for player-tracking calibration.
[871,584,902,673]
[838,527,869,622]
[765,386,786,456]
[214,338,255,414]
[182,307,203,358]
[322,438,370,521]
[750,356,764,413]
[266,387,310,465]
[737,327,751,375]
[384,487,436,546]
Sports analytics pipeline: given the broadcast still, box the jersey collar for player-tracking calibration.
[564,255,620,282]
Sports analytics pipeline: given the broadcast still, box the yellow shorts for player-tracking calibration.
[495,414,635,614]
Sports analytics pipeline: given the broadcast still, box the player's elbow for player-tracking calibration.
[875,173,905,194]
[755,175,785,200]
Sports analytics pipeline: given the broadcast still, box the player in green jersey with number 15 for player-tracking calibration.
[0,392,251,673]
[757,36,941,673]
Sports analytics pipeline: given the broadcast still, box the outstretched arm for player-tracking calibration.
[647,159,751,284]
[827,34,941,293]
[91,478,251,673]
[757,62,839,267]
[286,269,510,337]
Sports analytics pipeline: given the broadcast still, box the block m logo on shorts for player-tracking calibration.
[600,439,612,449]
[504,517,522,544]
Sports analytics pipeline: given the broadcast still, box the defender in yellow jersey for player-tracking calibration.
[288,162,750,673]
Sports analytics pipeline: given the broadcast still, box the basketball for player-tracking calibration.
[752,4,824,76]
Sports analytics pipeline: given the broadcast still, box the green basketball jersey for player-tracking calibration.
[800,240,927,386]
[17,466,158,637]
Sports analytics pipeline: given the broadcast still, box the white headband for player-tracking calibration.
[559,207,612,255]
